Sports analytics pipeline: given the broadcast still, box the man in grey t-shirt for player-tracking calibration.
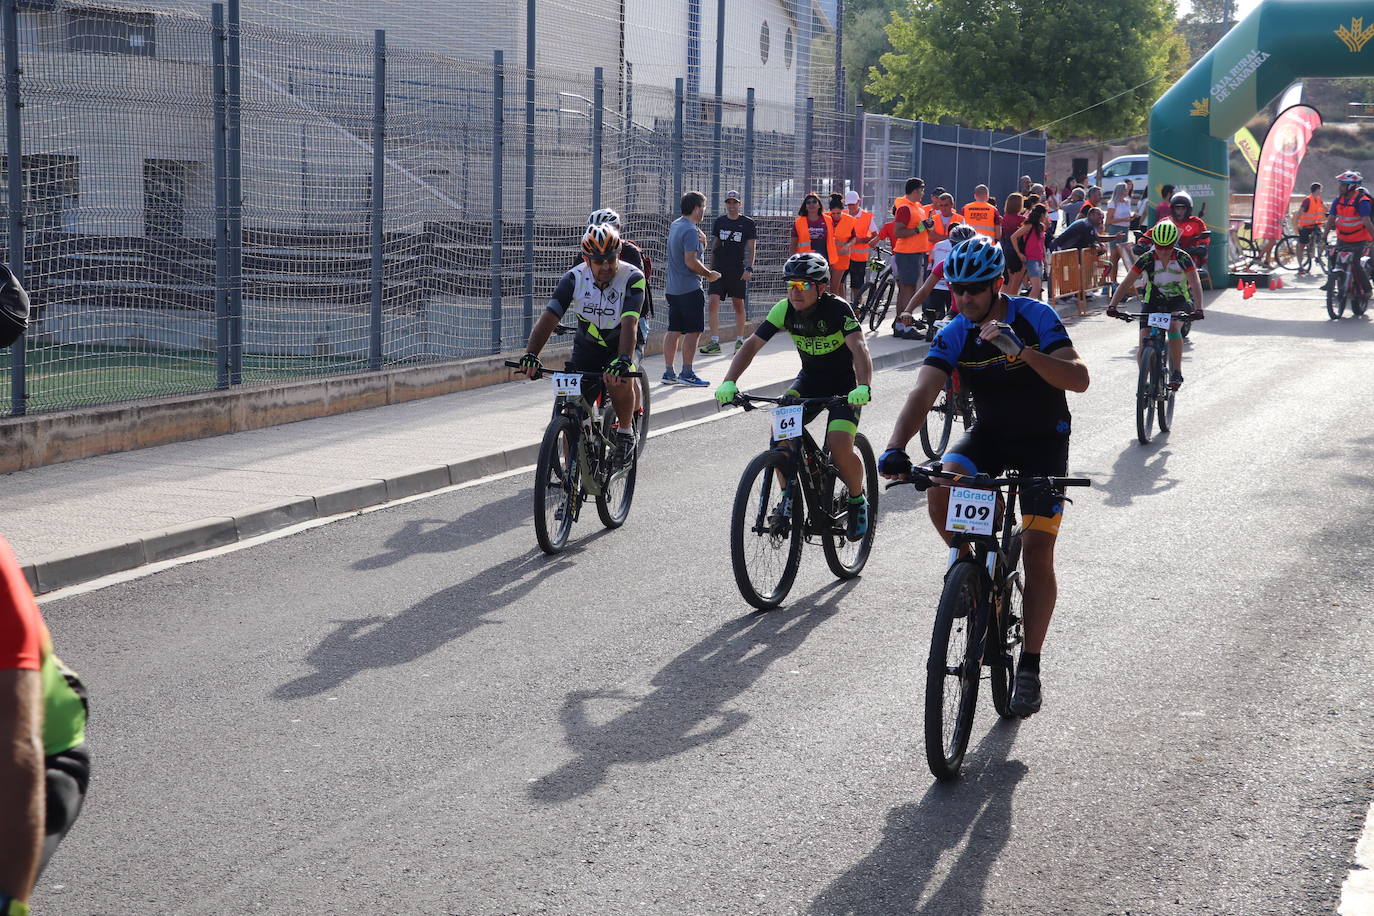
[662,191,720,386]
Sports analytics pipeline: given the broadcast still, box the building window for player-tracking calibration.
[760,21,770,65]
[67,6,155,57]
[784,27,793,69]
[0,154,79,234]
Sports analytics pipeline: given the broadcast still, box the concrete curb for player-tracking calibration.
[25,301,1085,596]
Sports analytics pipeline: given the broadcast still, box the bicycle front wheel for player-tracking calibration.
[729,449,804,610]
[925,560,983,781]
[1136,346,1158,444]
[1328,272,1347,319]
[989,551,1025,719]
[534,416,579,554]
[822,433,879,579]
[635,373,652,458]
[919,384,956,460]
[596,412,638,529]
[1157,354,1176,434]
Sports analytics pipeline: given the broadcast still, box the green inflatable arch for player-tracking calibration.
[1149,0,1374,284]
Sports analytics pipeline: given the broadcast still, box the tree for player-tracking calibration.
[867,0,1190,138]
[1178,0,1234,61]
[842,0,905,113]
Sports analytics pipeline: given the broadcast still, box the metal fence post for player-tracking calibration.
[3,0,24,416]
[743,87,754,215]
[853,104,864,192]
[491,50,504,353]
[369,30,385,370]
[211,3,229,390]
[804,97,814,194]
[672,77,684,207]
[226,0,242,384]
[710,0,723,213]
[913,119,924,180]
[592,66,603,211]
[523,0,535,335]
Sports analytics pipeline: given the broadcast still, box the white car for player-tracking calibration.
[1088,154,1149,199]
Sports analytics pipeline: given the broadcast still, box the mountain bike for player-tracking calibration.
[1108,306,1203,444]
[918,321,975,459]
[506,361,646,555]
[726,392,879,610]
[1324,243,1371,320]
[552,320,653,456]
[888,464,1091,781]
[859,244,897,332]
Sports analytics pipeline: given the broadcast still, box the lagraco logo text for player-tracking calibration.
[1211,50,1270,103]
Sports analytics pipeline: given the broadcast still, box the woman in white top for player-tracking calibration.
[1041,183,1063,242]
[1105,183,1136,286]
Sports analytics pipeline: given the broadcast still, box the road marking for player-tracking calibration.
[1340,800,1374,915]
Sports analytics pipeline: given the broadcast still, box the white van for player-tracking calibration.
[1088,155,1149,199]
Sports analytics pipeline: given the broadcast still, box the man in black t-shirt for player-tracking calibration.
[701,190,758,355]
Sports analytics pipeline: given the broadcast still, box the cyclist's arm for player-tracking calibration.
[1107,265,1143,308]
[524,310,562,359]
[616,279,645,360]
[1186,265,1204,308]
[724,300,785,382]
[1017,345,1089,393]
[0,665,44,903]
[899,270,939,320]
[845,328,873,388]
[885,364,950,458]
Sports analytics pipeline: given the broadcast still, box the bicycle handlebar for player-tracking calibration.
[1108,309,1202,322]
[884,464,1091,491]
[503,360,644,379]
[728,392,850,411]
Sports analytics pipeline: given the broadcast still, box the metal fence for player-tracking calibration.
[1,0,1042,417]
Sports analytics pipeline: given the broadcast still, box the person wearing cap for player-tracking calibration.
[826,193,859,302]
[701,190,757,354]
[842,190,875,303]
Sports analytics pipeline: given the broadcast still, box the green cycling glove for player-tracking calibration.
[848,384,871,407]
[715,379,739,405]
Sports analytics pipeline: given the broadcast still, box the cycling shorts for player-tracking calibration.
[567,340,644,403]
[785,373,861,437]
[42,743,89,874]
[1139,293,1188,327]
[942,424,1069,534]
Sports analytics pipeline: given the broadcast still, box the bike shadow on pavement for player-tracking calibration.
[272,535,599,700]
[1097,442,1178,508]
[808,723,1028,916]
[526,579,856,805]
[351,489,533,571]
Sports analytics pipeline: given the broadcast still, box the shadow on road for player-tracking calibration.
[528,579,856,804]
[1097,441,1178,507]
[808,723,1027,915]
[351,489,533,571]
[1195,309,1373,341]
[274,536,595,699]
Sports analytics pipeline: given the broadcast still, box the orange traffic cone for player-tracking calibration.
[1243,282,1256,299]
[1237,278,1245,291]
[1274,274,1283,289]
[1268,274,1278,290]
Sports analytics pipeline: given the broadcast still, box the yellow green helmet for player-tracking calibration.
[1151,220,1180,247]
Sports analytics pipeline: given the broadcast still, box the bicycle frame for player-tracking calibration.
[735,393,852,541]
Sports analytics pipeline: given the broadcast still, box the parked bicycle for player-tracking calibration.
[918,320,975,460]
[858,243,897,332]
[1323,243,1371,320]
[888,464,1091,781]
[726,392,879,610]
[1108,307,1203,444]
[506,361,647,554]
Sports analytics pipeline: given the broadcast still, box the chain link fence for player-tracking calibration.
[1,0,1041,417]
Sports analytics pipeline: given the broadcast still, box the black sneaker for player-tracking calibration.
[845,496,869,542]
[1009,669,1042,718]
[1168,369,1184,390]
[612,432,636,468]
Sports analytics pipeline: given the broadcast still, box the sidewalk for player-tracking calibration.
[6,328,937,594]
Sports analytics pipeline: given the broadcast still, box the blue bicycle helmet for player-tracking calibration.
[944,238,1005,283]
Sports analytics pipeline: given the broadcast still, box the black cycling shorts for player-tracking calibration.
[785,373,861,436]
[1138,294,1188,327]
[41,743,90,875]
[942,424,1069,530]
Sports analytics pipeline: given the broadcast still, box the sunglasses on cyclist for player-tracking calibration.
[584,253,618,264]
[950,281,993,296]
[787,280,817,291]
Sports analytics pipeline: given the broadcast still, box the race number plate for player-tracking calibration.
[1147,312,1172,329]
[772,405,804,441]
[945,486,996,535]
[552,373,582,396]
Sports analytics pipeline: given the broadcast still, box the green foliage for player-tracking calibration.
[867,0,1189,138]
[842,0,905,113]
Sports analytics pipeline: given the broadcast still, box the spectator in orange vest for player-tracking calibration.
[891,177,934,319]
[791,193,834,261]
[827,193,859,301]
[928,193,964,243]
[962,185,1001,239]
[841,190,876,300]
[1293,181,1325,276]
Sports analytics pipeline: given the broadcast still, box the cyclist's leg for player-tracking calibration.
[1009,433,1070,654]
[40,744,90,876]
[823,405,863,497]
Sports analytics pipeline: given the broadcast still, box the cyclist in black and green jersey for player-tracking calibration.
[1106,219,1205,389]
[714,252,875,540]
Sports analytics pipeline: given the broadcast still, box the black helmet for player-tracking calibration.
[783,252,830,282]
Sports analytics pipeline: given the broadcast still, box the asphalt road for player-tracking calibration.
[34,290,1374,915]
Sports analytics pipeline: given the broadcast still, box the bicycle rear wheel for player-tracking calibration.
[925,560,983,781]
[596,412,638,529]
[1135,346,1158,444]
[534,416,579,555]
[822,433,879,579]
[1273,237,1299,271]
[730,449,804,610]
[919,384,956,460]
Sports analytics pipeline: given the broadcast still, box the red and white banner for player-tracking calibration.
[1251,104,1323,241]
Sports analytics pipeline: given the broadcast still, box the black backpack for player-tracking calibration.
[0,264,29,348]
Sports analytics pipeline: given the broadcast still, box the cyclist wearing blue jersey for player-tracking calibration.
[878,238,1089,717]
